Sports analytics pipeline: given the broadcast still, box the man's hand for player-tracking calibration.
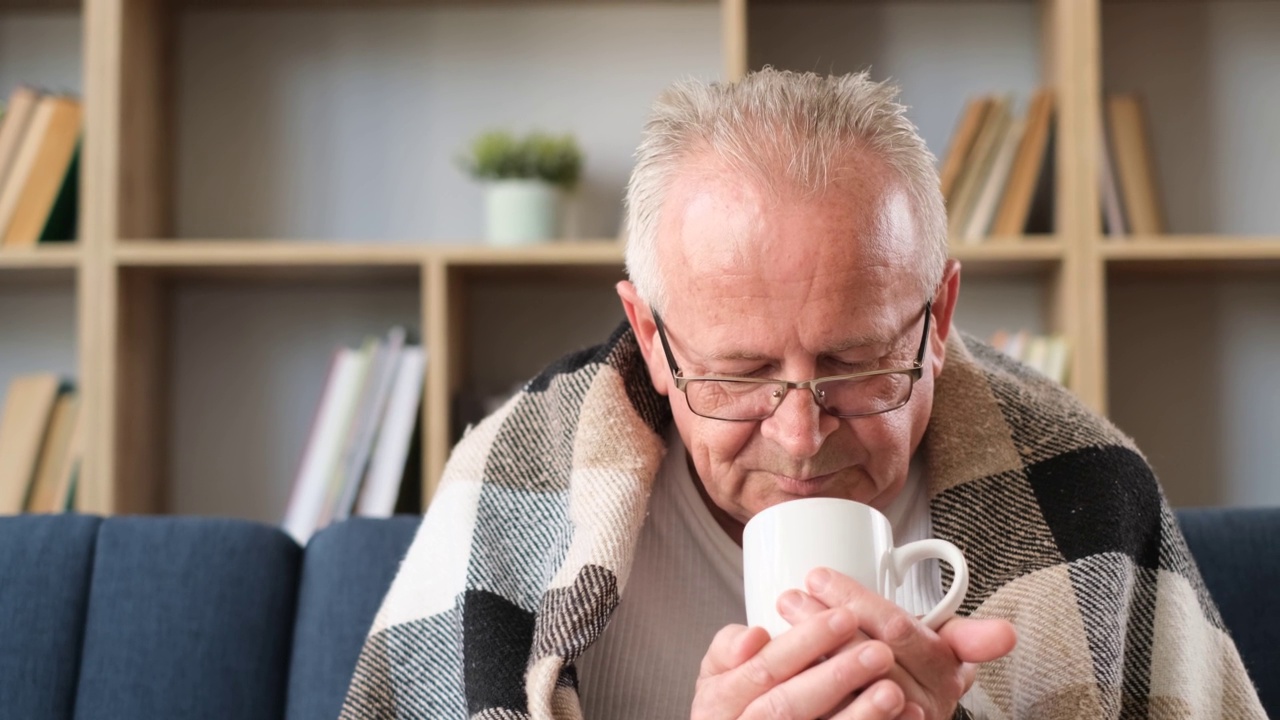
[693,606,908,719]
[775,567,1017,720]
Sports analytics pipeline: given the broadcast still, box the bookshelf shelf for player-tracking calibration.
[440,241,624,267]
[0,1,78,9]
[180,0,713,7]
[948,238,1064,275]
[0,245,80,269]
[1103,237,1280,265]
[114,241,426,281]
[115,241,425,266]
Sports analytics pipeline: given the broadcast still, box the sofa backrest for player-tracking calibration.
[0,515,303,720]
[1,510,1276,719]
[0,514,100,719]
[286,516,420,720]
[74,517,302,720]
[1177,507,1280,717]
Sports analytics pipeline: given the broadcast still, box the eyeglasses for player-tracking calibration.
[652,302,931,422]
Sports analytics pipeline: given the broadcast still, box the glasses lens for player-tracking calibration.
[816,372,913,417]
[685,379,781,420]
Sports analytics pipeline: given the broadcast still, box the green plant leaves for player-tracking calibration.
[458,130,583,189]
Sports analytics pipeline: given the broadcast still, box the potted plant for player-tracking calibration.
[459,130,583,246]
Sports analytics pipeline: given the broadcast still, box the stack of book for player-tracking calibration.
[0,86,82,247]
[1100,92,1165,237]
[0,374,83,515]
[940,89,1055,244]
[281,326,426,544]
[989,331,1070,386]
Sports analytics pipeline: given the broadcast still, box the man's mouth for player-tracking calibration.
[773,470,840,496]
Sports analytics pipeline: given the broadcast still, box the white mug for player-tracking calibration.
[743,497,969,638]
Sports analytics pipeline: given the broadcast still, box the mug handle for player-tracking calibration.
[887,539,969,631]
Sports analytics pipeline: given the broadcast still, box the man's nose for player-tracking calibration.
[759,385,835,459]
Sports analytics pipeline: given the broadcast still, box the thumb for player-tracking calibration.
[937,617,1017,664]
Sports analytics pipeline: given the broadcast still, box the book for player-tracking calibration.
[991,89,1054,238]
[1107,93,1165,236]
[0,373,63,514]
[3,95,82,247]
[1043,335,1071,385]
[988,331,1070,386]
[939,96,993,205]
[0,86,41,200]
[53,392,86,512]
[947,95,1011,241]
[25,387,79,513]
[281,348,370,543]
[1023,335,1049,376]
[1099,109,1127,237]
[962,111,1026,243]
[0,94,56,241]
[330,326,408,524]
[38,142,78,243]
[356,345,426,518]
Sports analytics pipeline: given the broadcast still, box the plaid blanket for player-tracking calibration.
[340,324,1265,719]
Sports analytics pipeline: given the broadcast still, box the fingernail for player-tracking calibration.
[808,568,831,594]
[873,684,901,713]
[779,590,804,613]
[859,643,891,671]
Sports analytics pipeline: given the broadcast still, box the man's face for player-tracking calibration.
[620,155,958,540]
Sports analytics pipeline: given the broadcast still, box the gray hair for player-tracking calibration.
[623,67,947,314]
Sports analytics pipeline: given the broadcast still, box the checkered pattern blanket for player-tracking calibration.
[340,325,1265,719]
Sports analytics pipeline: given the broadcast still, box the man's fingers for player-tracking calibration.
[777,588,830,624]
[806,567,982,717]
[827,678,906,720]
[733,626,772,666]
[700,624,768,678]
[724,606,863,700]
[742,641,897,720]
[936,617,1017,664]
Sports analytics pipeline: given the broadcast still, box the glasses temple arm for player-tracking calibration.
[651,311,683,380]
[915,300,933,367]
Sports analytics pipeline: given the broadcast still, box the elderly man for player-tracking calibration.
[341,70,1265,719]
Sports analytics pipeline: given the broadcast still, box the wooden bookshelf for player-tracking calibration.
[4,0,1278,519]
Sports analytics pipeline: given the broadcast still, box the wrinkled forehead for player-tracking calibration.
[654,157,920,307]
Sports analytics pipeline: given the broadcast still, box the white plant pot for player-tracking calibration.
[484,179,562,246]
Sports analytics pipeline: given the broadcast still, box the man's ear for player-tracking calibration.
[617,280,672,396]
[929,259,962,378]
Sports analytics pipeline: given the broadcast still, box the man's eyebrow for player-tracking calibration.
[704,348,771,363]
[823,334,896,355]
[700,335,895,363]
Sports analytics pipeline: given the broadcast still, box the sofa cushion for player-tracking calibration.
[1178,507,1280,718]
[73,517,302,720]
[286,516,421,720]
[0,514,102,720]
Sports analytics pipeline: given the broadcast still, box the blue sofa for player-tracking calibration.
[1,509,1276,719]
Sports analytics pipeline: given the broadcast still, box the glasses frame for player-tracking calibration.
[651,301,932,421]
